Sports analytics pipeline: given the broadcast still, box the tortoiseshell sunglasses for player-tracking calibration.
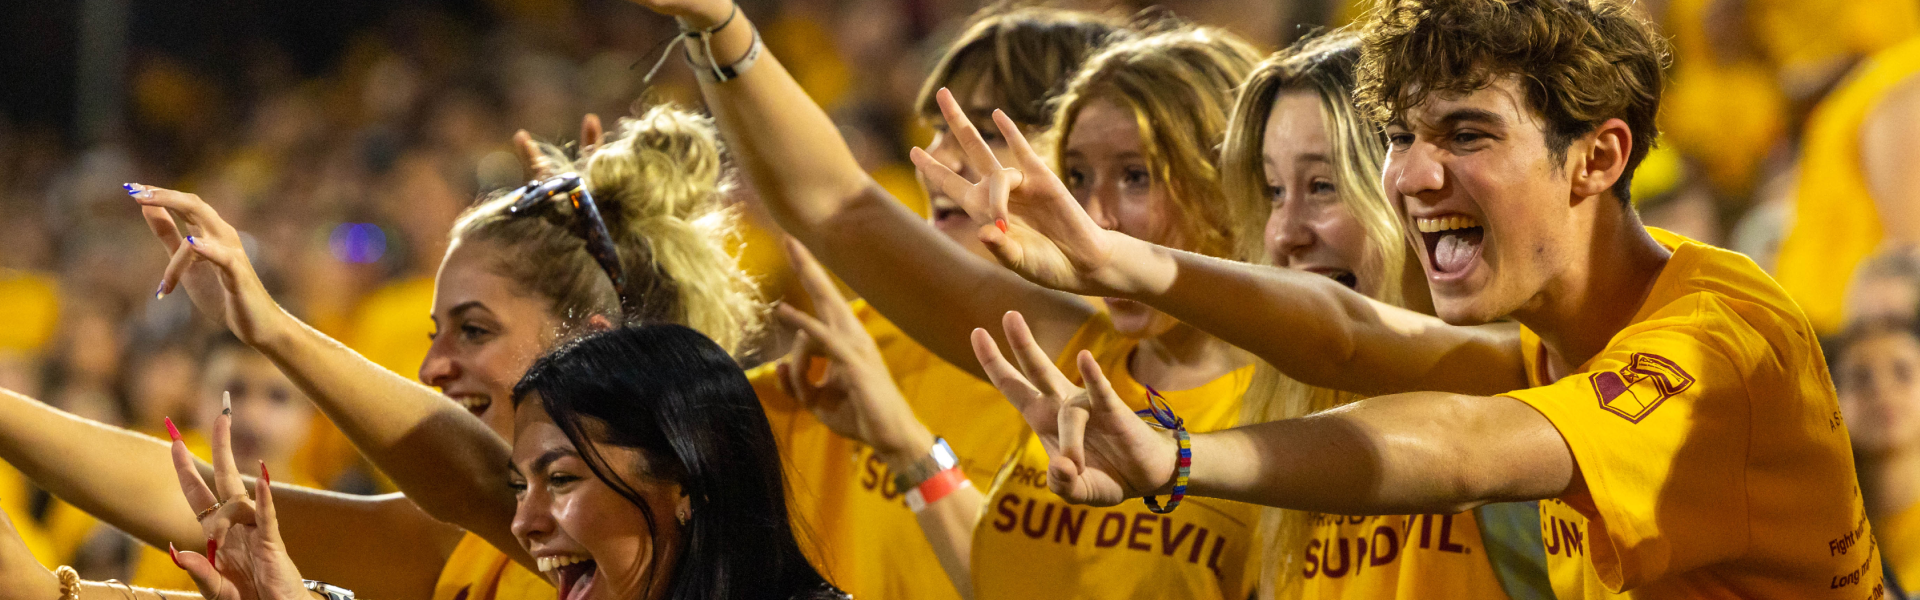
[504,172,631,316]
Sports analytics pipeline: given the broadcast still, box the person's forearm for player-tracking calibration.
[679,5,1092,373]
[1105,240,1525,396]
[0,388,205,548]
[79,582,203,599]
[1185,392,1572,514]
[878,435,980,600]
[251,312,523,565]
[0,389,465,599]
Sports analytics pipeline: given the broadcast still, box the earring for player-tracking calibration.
[676,507,690,526]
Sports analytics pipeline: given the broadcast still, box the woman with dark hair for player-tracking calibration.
[508,324,841,600]
[0,323,843,600]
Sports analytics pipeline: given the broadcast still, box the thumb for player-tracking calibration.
[172,544,226,597]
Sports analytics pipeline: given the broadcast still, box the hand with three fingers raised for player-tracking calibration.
[165,393,311,600]
[127,184,291,349]
[970,311,1178,507]
[772,239,936,464]
[908,88,1144,298]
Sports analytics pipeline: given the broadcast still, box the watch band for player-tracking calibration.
[891,437,959,492]
[305,580,356,600]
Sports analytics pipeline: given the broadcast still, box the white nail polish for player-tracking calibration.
[222,391,231,416]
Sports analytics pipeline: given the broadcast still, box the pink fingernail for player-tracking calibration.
[164,417,181,442]
[995,219,1008,233]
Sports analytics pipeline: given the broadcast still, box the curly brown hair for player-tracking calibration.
[1353,0,1672,204]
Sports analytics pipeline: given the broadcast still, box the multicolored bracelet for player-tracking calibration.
[1136,385,1189,514]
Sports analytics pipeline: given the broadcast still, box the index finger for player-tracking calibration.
[993,109,1050,174]
[209,392,248,501]
[782,238,855,328]
[972,327,1044,412]
[1002,311,1074,397]
[130,187,235,240]
[168,418,218,513]
[934,88,1004,174]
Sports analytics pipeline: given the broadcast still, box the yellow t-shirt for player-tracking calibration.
[1502,229,1880,597]
[970,314,1262,600]
[431,532,554,600]
[1880,502,1920,590]
[1774,37,1920,335]
[1294,510,1512,598]
[751,299,1025,600]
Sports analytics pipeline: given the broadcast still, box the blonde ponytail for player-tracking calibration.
[453,105,763,357]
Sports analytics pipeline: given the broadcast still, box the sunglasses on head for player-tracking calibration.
[504,173,631,317]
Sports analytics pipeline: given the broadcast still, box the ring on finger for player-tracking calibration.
[195,499,227,521]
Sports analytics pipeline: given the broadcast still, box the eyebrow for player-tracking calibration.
[1434,108,1506,128]
[446,301,488,320]
[525,447,580,475]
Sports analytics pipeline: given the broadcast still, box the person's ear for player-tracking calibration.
[675,490,693,526]
[1570,118,1632,201]
[585,314,616,332]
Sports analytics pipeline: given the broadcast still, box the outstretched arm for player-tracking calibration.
[912,97,1527,397]
[126,185,526,571]
[622,0,1094,374]
[973,311,1574,514]
[0,388,462,599]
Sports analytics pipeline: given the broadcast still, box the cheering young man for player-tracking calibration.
[917,0,1882,596]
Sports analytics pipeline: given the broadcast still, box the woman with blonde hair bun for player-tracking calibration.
[0,104,766,600]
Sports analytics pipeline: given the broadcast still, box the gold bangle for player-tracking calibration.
[54,566,82,600]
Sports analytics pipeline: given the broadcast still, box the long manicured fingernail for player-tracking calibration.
[124,183,136,195]
[186,235,196,246]
[155,283,167,300]
[222,391,231,416]
[995,219,1008,233]
[168,543,182,569]
[164,417,181,442]
[208,539,218,569]
[261,460,270,485]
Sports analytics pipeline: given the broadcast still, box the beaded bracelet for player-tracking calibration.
[1135,385,1189,514]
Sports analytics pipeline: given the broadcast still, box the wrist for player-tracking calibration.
[248,305,302,356]
[1101,234,1176,299]
[875,422,937,469]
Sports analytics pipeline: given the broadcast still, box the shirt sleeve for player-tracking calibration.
[1501,323,1753,591]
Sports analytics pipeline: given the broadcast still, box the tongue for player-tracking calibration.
[1433,230,1482,274]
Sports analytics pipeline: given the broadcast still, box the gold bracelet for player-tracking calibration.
[54,566,82,600]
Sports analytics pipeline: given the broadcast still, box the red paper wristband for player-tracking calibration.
[906,467,970,513]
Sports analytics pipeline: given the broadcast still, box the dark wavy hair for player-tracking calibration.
[512,324,842,600]
[1353,0,1672,205]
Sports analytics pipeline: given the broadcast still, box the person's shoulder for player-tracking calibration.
[1645,231,1811,342]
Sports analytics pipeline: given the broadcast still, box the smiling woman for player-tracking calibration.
[510,324,844,600]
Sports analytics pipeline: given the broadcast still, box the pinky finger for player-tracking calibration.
[172,545,225,595]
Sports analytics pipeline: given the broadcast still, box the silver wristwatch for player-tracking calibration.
[304,580,355,600]
[891,437,959,492]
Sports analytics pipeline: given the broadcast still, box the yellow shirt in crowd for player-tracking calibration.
[431,533,554,600]
[1774,37,1920,335]
[751,299,1026,600]
[1294,510,1512,598]
[969,313,1262,600]
[1503,228,1879,597]
[1880,501,1920,588]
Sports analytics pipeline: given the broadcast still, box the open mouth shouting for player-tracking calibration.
[1415,214,1484,281]
[540,554,599,600]
[1305,268,1359,290]
[929,196,972,229]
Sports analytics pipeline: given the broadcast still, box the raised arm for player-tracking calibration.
[126,184,525,568]
[0,388,462,599]
[624,0,1093,373]
[972,311,1574,514]
[771,241,982,598]
[911,104,1526,396]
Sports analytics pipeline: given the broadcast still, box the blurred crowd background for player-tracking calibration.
[0,0,1916,585]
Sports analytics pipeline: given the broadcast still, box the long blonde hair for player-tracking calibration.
[1047,22,1262,260]
[1221,32,1419,599]
[452,105,762,356]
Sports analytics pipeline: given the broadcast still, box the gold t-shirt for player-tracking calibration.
[970,313,1262,600]
[1503,229,1880,597]
[430,532,553,600]
[751,299,1025,599]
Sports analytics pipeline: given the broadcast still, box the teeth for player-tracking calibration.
[538,555,589,573]
[451,395,488,410]
[1414,215,1480,233]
